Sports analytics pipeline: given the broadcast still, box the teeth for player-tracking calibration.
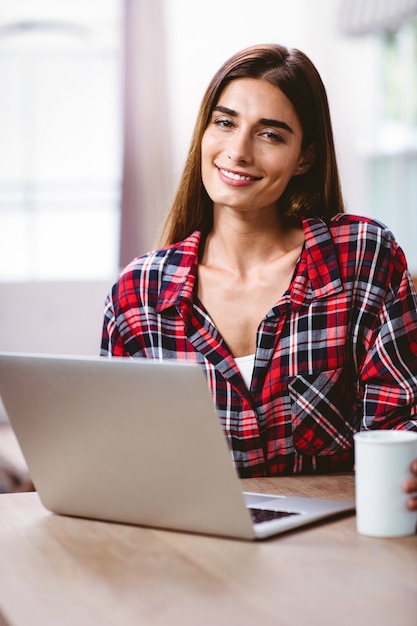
[220,168,255,181]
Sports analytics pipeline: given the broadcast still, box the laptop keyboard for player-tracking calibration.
[249,508,301,524]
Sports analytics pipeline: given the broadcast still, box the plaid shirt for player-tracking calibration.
[101,214,417,477]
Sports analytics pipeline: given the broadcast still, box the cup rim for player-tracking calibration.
[354,430,417,443]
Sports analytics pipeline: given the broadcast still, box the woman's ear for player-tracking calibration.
[294,144,316,175]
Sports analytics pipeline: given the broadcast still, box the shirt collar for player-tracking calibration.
[156,231,201,314]
[156,217,343,314]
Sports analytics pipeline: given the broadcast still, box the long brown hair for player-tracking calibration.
[158,43,344,246]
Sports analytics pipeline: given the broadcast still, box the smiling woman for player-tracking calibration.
[158,44,343,246]
[101,43,417,512]
[201,78,314,218]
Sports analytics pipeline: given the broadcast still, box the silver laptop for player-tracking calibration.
[0,353,354,540]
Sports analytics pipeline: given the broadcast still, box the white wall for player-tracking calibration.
[0,280,109,356]
[0,279,111,422]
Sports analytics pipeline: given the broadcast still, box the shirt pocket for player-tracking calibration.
[288,367,357,456]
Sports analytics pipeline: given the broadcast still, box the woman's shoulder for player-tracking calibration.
[304,212,400,256]
[324,213,408,283]
[121,231,202,274]
[326,212,399,249]
[329,212,393,233]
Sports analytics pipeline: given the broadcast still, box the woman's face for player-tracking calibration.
[201,77,312,216]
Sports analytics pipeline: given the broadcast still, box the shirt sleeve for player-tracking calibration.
[359,254,417,431]
[100,288,126,357]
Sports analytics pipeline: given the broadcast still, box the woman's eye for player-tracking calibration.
[213,117,234,129]
[262,130,284,143]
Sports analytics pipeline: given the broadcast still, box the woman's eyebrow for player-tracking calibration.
[213,105,239,117]
[260,118,294,134]
[212,106,293,133]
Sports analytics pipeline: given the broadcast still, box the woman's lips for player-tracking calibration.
[217,166,261,185]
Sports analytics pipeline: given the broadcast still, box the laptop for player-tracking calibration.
[0,352,355,540]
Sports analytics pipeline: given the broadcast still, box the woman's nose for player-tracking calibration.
[227,129,253,163]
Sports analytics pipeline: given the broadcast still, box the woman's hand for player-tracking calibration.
[404,459,417,511]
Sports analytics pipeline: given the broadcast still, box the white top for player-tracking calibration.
[234,354,255,390]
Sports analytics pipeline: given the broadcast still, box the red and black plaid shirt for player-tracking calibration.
[101,214,417,477]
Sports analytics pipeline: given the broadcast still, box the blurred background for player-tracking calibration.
[0,0,416,360]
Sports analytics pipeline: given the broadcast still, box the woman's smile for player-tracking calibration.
[216,165,261,185]
[201,77,312,215]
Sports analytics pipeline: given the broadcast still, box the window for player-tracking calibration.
[379,17,417,151]
[367,16,417,275]
[0,1,123,281]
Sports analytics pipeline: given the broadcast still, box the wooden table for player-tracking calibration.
[0,475,416,626]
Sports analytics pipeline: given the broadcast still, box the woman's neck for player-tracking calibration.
[201,209,304,276]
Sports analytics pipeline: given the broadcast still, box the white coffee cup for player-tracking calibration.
[354,430,417,537]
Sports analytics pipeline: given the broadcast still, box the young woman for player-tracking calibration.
[101,44,417,508]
